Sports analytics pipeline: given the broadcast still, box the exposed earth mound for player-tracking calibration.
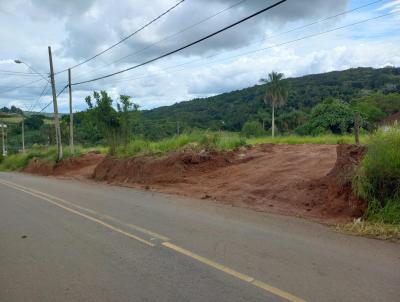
[92,144,366,222]
[24,144,366,222]
[24,152,104,179]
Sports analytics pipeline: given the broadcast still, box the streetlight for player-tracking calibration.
[14,59,48,153]
[14,59,49,82]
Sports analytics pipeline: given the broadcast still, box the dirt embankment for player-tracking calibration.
[24,152,104,180]
[24,144,366,222]
[92,144,366,222]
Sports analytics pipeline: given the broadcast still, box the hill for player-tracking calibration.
[139,67,400,139]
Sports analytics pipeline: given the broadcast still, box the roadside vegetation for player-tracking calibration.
[0,145,106,171]
[353,125,400,225]
[115,132,246,157]
[1,68,399,241]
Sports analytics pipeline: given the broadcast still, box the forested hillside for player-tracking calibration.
[139,67,400,139]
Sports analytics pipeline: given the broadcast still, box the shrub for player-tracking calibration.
[116,132,246,157]
[306,99,355,135]
[242,121,265,138]
[353,126,400,224]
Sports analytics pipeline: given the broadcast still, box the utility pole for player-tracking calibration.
[21,116,25,153]
[48,46,63,161]
[1,120,5,157]
[68,68,74,154]
[354,112,360,145]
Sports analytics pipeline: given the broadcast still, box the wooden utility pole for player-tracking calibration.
[1,120,5,157]
[48,46,63,161]
[354,112,360,145]
[68,68,74,154]
[21,116,25,153]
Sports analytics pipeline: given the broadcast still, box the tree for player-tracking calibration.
[306,98,355,135]
[256,109,271,131]
[242,121,264,137]
[25,115,45,130]
[85,91,121,154]
[117,95,140,146]
[260,71,288,137]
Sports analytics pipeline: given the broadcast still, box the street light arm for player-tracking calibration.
[14,60,49,82]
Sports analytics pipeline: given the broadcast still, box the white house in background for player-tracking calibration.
[380,112,400,132]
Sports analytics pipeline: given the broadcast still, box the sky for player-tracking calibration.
[0,0,399,113]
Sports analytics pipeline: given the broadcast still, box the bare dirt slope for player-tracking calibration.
[93,144,366,222]
[24,144,365,222]
[25,152,104,180]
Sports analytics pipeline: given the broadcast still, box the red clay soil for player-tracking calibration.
[24,152,104,180]
[92,144,367,223]
[24,144,366,223]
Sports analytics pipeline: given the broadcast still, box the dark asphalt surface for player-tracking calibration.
[0,172,399,302]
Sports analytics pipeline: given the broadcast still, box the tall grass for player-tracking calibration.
[115,132,246,157]
[0,145,105,171]
[247,134,367,145]
[353,126,400,224]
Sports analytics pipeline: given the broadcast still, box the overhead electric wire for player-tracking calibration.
[39,9,397,114]
[77,0,383,82]
[0,69,46,76]
[71,0,287,86]
[55,0,186,75]
[105,0,249,66]
[0,77,47,95]
[260,0,385,42]
[101,10,399,87]
[71,0,249,82]
[39,100,53,113]
[28,81,50,112]
[56,84,68,97]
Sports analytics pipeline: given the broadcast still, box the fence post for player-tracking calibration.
[354,112,360,145]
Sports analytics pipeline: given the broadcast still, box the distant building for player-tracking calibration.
[380,112,400,131]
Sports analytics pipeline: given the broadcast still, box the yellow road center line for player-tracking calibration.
[0,179,169,241]
[162,241,254,283]
[162,242,307,302]
[251,280,307,302]
[0,180,154,247]
[0,178,307,302]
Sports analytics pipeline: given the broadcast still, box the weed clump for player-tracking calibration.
[353,126,400,224]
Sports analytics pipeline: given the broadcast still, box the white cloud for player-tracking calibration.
[0,0,399,112]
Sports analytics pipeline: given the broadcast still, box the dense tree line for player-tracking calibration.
[141,66,400,138]
[2,66,400,153]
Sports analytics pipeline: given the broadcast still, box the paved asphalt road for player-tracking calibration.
[0,172,399,302]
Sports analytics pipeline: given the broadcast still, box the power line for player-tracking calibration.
[0,78,47,95]
[39,9,397,114]
[72,0,384,83]
[56,84,68,97]
[259,0,385,42]
[100,10,399,87]
[72,0,287,86]
[71,0,249,82]
[0,69,45,76]
[55,0,186,75]
[101,0,249,67]
[104,0,386,84]
[28,81,50,112]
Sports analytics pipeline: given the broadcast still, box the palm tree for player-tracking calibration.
[260,71,288,137]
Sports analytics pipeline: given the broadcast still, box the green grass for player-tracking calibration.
[353,126,400,225]
[246,134,367,145]
[115,132,246,157]
[0,132,368,170]
[0,145,106,171]
[0,115,23,123]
